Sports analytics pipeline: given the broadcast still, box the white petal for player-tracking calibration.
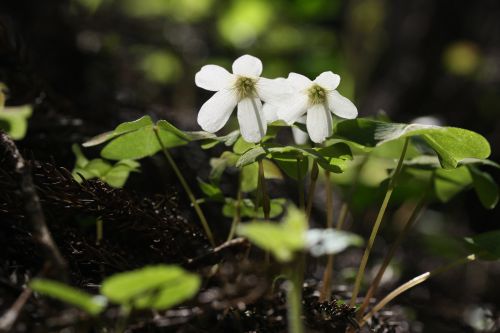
[292,126,309,145]
[232,55,262,77]
[314,71,340,90]
[287,72,312,91]
[277,93,308,125]
[195,65,234,91]
[306,104,333,143]
[262,103,279,123]
[237,97,267,143]
[256,77,292,104]
[327,90,358,119]
[197,89,238,132]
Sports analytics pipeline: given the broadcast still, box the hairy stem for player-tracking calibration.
[357,195,427,318]
[153,127,215,246]
[349,138,410,307]
[361,254,476,326]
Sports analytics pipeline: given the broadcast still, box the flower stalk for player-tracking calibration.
[349,138,410,307]
[356,194,427,318]
[286,255,305,333]
[360,254,477,326]
[227,171,243,241]
[305,161,319,221]
[153,127,215,246]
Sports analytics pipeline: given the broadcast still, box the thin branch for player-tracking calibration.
[0,131,67,280]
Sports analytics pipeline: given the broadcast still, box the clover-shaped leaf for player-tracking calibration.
[237,206,307,262]
[30,279,107,316]
[72,145,139,188]
[101,265,200,310]
[335,119,491,169]
[236,143,352,175]
[401,156,498,209]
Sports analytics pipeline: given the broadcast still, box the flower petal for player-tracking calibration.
[197,89,238,132]
[287,72,312,91]
[256,77,292,103]
[232,55,262,77]
[314,71,340,90]
[327,90,358,119]
[292,126,309,145]
[263,103,279,123]
[306,104,333,143]
[277,93,308,125]
[237,97,267,143]
[195,65,234,91]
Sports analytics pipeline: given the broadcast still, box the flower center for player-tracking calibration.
[234,76,257,100]
[307,84,326,105]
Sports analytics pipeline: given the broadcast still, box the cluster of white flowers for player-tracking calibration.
[195,54,357,144]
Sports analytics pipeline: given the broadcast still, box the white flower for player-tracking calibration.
[263,102,308,145]
[277,72,358,144]
[195,55,287,143]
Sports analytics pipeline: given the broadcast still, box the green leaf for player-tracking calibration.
[83,116,154,147]
[0,105,32,140]
[241,163,259,192]
[30,279,106,315]
[433,166,472,202]
[305,229,363,257]
[197,178,224,201]
[334,119,491,168]
[222,198,286,219]
[85,117,189,159]
[236,144,352,174]
[101,124,188,160]
[103,160,140,188]
[236,206,307,262]
[272,153,309,180]
[239,160,282,193]
[464,230,500,260]
[72,144,89,169]
[236,146,267,168]
[233,136,255,154]
[101,265,200,310]
[468,166,499,209]
[186,129,239,149]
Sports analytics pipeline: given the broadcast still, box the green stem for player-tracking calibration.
[297,157,305,210]
[153,127,215,247]
[360,254,476,326]
[258,159,270,220]
[305,161,319,222]
[286,256,305,333]
[357,195,427,318]
[227,171,243,241]
[319,170,334,301]
[349,138,410,307]
[321,156,369,303]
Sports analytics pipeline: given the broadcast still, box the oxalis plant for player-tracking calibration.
[31,55,499,332]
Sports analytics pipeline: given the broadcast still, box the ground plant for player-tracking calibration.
[1,52,498,332]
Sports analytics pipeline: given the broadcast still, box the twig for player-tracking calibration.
[0,288,33,332]
[0,131,67,280]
